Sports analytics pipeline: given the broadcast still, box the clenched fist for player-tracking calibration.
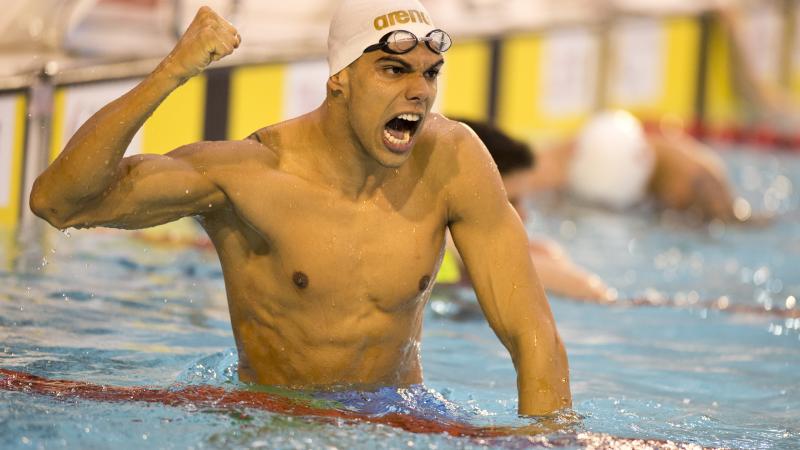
[161,6,241,81]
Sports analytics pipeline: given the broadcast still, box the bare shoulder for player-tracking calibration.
[420,114,500,183]
[419,115,506,220]
[423,114,485,152]
[164,135,280,175]
[647,131,725,174]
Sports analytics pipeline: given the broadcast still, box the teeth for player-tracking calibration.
[384,129,411,146]
[398,113,420,122]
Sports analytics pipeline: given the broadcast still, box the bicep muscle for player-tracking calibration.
[64,152,225,229]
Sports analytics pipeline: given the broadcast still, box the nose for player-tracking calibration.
[405,73,435,104]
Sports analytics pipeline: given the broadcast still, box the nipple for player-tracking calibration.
[293,271,309,289]
[418,275,431,292]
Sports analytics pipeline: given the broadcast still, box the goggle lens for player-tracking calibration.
[365,29,452,55]
[424,30,452,53]
[386,31,418,53]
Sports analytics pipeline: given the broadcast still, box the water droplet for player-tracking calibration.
[753,267,770,286]
[733,197,752,221]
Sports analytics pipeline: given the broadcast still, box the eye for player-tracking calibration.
[424,68,441,80]
[383,65,405,75]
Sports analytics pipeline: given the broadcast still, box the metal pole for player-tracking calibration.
[16,69,55,269]
[779,0,796,90]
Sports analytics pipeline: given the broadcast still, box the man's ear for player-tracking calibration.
[327,69,349,98]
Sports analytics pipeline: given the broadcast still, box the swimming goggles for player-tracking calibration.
[363,29,452,55]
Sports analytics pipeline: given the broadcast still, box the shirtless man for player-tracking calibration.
[28,0,571,416]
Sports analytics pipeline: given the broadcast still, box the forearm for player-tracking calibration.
[491,276,572,416]
[458,225,572,415]
[32,65,182,217]
[512,323,572,415]
[489,260,572,415]
[31,7,240,228]
[532,254,611,302]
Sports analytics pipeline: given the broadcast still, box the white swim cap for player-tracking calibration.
[327,0,438,76]
[568,110,655,209]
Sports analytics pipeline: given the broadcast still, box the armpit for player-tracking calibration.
[246,131,264,144]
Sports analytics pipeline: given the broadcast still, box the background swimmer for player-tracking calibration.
[28,0,571,416]
[529,110,753,223]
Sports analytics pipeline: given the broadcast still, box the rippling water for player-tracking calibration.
[1,147,798,449]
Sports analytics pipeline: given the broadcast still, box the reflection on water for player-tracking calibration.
[0,148,799,449]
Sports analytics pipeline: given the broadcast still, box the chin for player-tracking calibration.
[375,152,411,169]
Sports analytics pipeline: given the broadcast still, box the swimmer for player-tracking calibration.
[530,110,751,223]
[29,0,571,416]
[453,119,613,302]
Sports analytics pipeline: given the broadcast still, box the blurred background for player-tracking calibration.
[1,4,799,448]
[1,0,800,232]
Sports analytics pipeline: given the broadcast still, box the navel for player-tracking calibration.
[418,275,431,292]
[293,271,309,289]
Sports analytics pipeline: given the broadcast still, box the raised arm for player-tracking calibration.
[445,123,572,416]
[30,7,240,229]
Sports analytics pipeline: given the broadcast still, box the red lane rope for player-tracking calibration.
[0,368,715,448]
[644,119,800,153]
[0,368,502,438]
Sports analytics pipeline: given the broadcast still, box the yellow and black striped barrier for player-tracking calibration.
[5,2,800,243]
[0,91,27,230]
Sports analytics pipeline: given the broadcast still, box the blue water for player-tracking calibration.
[1,147,799,449]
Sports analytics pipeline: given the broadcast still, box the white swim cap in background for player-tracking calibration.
[568,110,656,209]
[327,0,438,76]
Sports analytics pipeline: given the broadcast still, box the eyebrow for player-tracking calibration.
[427,59,445,72]
[376,56,445,72]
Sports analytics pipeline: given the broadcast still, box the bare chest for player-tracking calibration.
[213,173,447,311]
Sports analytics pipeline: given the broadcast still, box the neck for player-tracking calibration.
[307,99,392,200]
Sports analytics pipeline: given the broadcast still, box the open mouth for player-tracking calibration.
[383,113,422,152]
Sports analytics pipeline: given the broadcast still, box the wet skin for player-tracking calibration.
[194,114,455,387]
[29,7,570,414]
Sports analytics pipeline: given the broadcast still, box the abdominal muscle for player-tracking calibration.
[218,252,429,390]
[230,296,426,389]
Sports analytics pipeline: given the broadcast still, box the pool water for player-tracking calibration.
[1,146,799,449]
